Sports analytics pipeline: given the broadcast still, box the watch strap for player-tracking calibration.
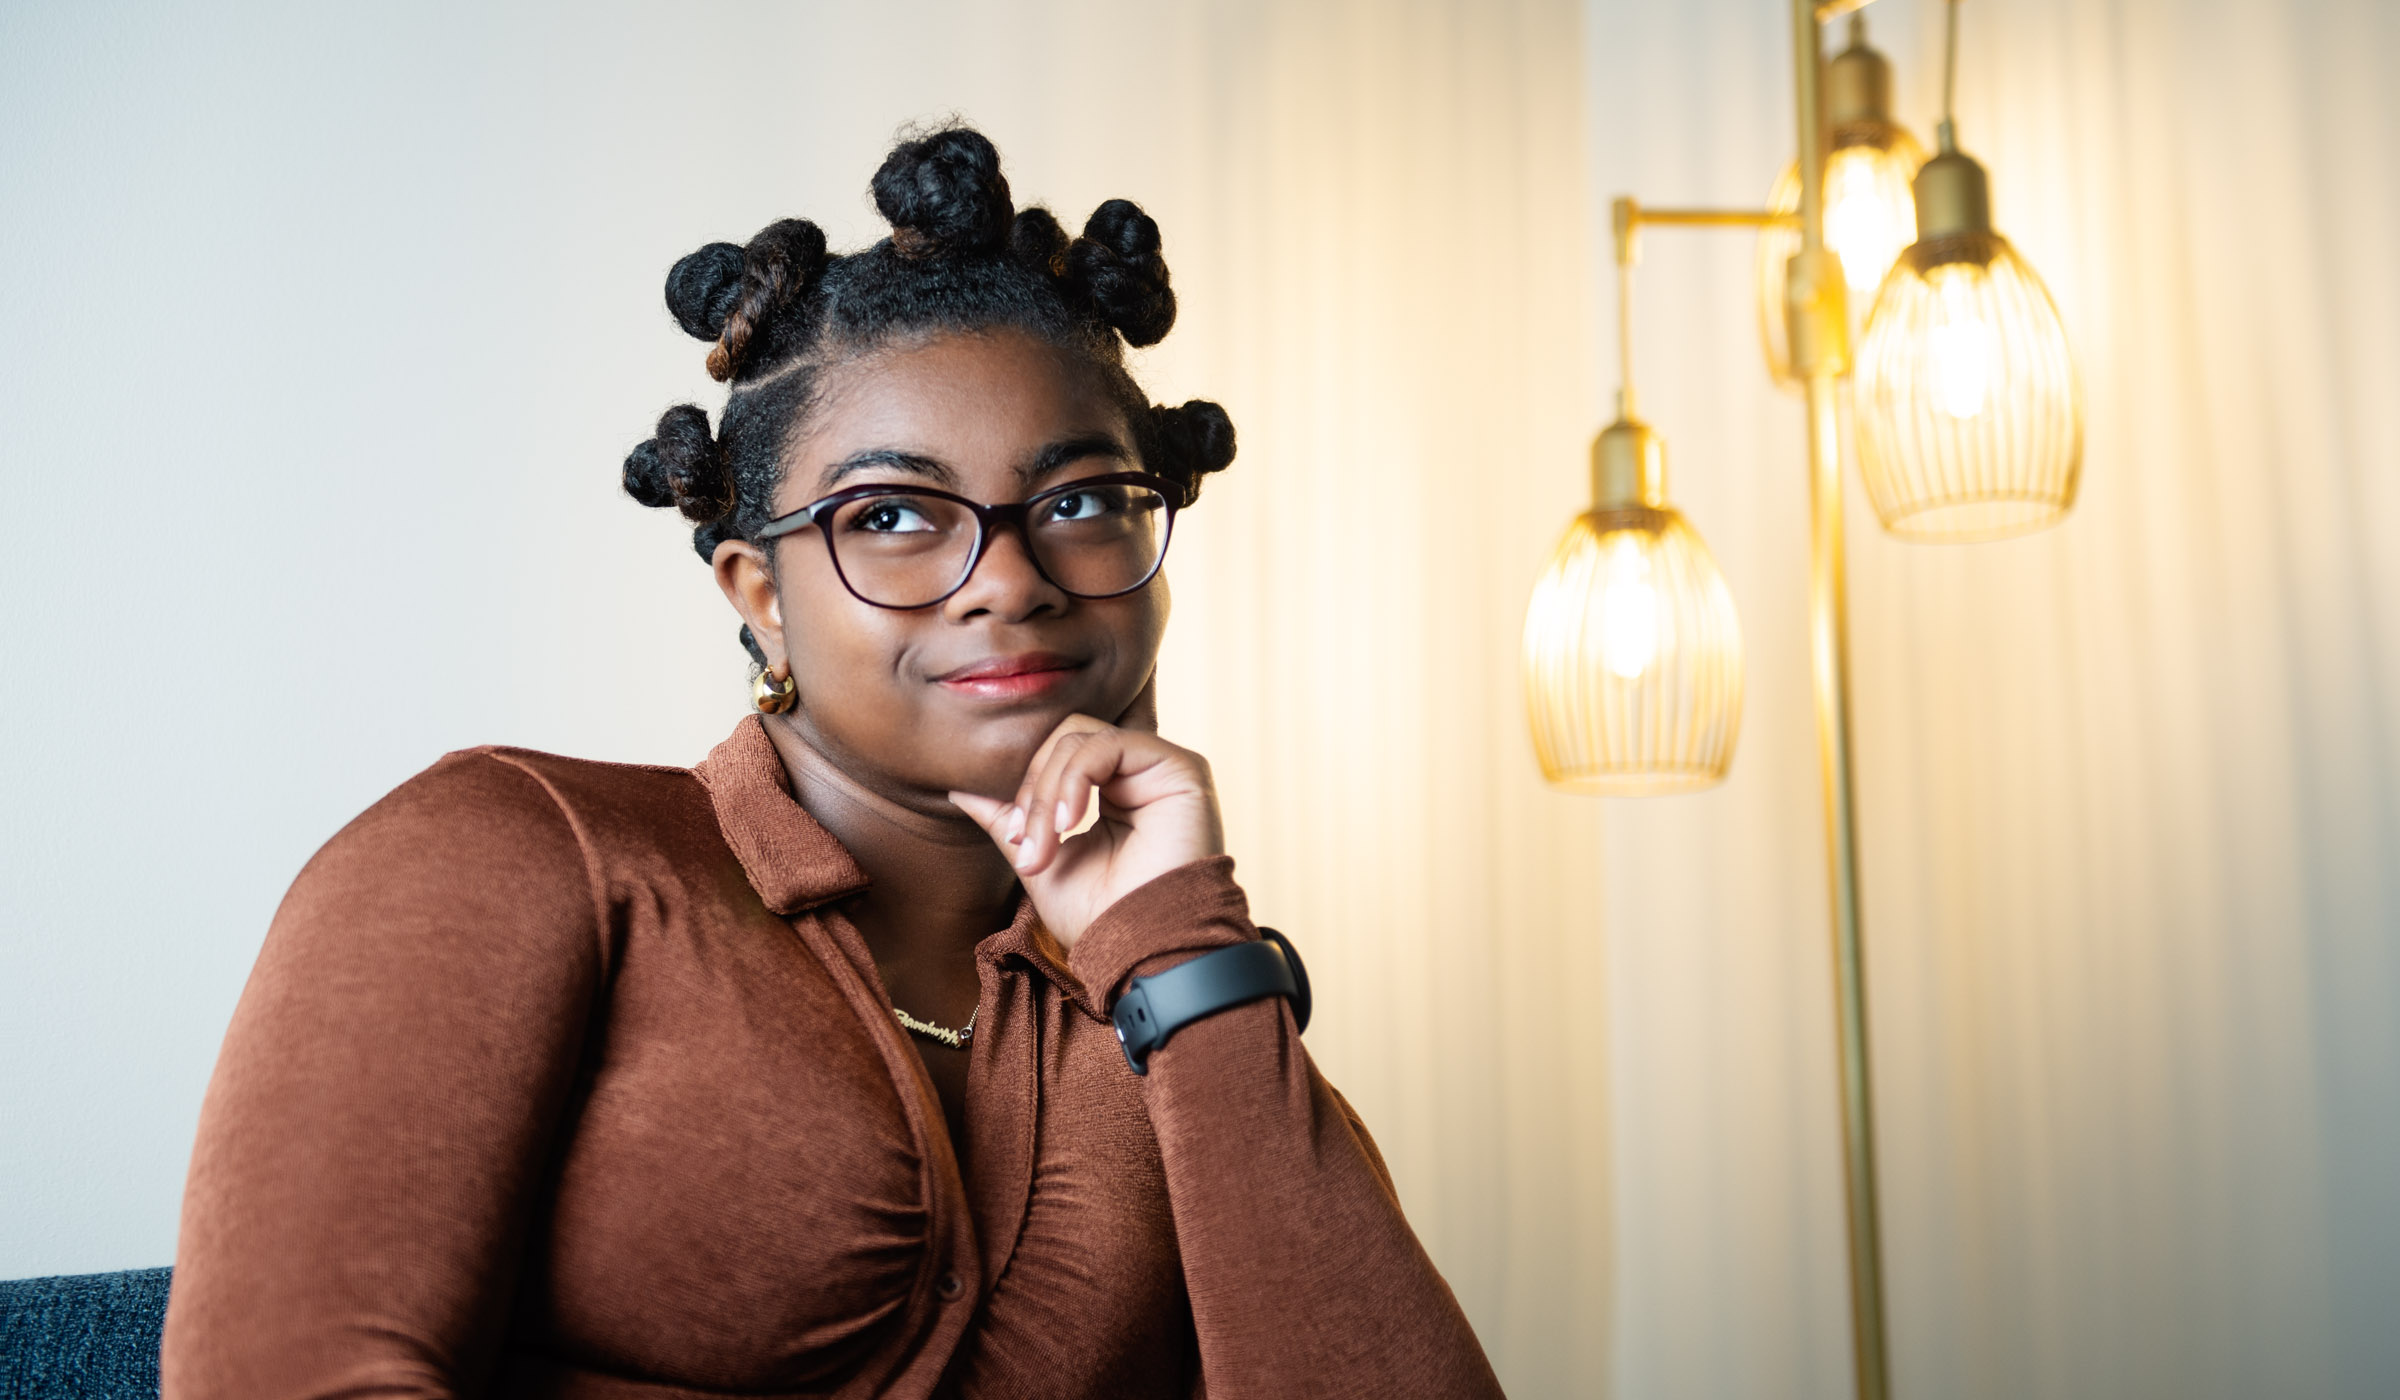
[1111,927,1310,1076]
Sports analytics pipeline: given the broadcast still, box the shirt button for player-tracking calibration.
[937,1271,965,1301]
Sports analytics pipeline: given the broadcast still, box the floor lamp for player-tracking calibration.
[1521,3,2083,1398]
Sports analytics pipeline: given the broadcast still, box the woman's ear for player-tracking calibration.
[713,539,787,670]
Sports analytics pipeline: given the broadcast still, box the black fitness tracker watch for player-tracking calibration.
[1110,927,1311,1075]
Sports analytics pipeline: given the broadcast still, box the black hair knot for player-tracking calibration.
[872,125,1014,258]
[1146,399,1235,504]
[623,404,732,523]
[665,243,746,341]
[1007,206,1072,278]
[669,219,828,384]
[1067,199,1175,347]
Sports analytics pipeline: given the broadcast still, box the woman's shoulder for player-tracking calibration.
[297,745,720,919]
[408,744,704,826]
[342,744,694,843]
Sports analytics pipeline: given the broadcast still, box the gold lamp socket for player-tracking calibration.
[1826,26,1895,131]
[1591,418,1667,510]
[1912,136,1995,250]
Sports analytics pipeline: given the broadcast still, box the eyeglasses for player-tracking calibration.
[756,471,1178,610]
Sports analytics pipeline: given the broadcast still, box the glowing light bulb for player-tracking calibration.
[1824,144,1920,301]
[1926,265,1997,419]
[1755,128,1927,386]
[1598,533,1661,679]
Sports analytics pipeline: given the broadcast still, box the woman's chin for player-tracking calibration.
[941,701,1080,778]
[943,742,1053,804]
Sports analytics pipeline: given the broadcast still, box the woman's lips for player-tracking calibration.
[934,653,1085,701]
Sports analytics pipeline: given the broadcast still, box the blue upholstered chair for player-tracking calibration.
[0,1267,171,1400]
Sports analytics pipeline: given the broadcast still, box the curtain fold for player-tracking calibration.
[1139,3,1614,1391]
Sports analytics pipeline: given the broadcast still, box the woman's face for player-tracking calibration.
[720,327,1169,807]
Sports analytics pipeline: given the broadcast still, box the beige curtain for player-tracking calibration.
[1132,3,1614,1392]
[1581,1,2400,1396]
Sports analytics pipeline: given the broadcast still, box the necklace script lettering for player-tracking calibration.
[893,1003,976,1049]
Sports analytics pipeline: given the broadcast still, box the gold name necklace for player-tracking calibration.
[893,1003,976,1050]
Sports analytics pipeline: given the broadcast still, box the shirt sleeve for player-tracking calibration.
[1067,857,1504,1400]
[162,750,610,1400]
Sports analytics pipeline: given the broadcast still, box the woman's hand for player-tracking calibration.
[948,697,1223,950]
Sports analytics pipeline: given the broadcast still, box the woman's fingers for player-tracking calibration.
[947,787,1011,839]
[1054,761,1098,842]
[947,789,1039,872]
[1018,726,1126,875]
[958,711,1225,947]
[1009,725,1073,866]
[980,711,1218,884]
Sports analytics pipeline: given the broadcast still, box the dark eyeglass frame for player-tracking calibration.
[755,470,1181,611]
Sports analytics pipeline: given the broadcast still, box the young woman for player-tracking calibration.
[161,126,1501,1400]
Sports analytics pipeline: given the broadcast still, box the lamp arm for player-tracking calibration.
[1625,207,1795,228]
[1605,201,1804,419]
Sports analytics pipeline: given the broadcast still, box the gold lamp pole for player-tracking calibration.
[1787,3,1892,1396]
[1522,0,2092,1395]
[1527,4,2077,1395]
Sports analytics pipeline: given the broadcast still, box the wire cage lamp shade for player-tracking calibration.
[1523,496,1744,795]
[1853,0,2083,543]
[1855,231,2080,538]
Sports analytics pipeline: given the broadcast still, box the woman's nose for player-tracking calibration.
[943,520,1065,621]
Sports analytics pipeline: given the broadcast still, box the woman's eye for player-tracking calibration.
[856,500,937,533]
[1044,489,1119,522]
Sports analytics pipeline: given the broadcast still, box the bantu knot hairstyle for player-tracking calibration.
[873,126,1014,259]
[1146,399,1238,494]
[620,404,729,523]
[621,123,1236,657]
[1067,200,1176,348]
[661,218,832,383]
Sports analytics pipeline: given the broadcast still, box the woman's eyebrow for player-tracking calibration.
[821,449,958,489]
[1018,434,1131,485]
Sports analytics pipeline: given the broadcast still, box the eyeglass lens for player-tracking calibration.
[825,480,1170,608]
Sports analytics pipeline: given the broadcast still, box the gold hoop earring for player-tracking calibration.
[753,667,798,715]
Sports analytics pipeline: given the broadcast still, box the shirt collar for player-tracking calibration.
[692,714,871,915]
[977,898,1106,1024]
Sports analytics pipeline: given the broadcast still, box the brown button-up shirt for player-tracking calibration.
[161,717,1501,1398]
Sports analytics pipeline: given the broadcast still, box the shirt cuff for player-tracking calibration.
[1066,855,1257,1011]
